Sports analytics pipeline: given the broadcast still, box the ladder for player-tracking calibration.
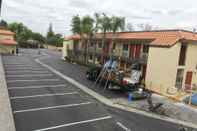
[94,59,117,90]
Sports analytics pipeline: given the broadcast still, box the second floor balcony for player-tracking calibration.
[68,48,149,64]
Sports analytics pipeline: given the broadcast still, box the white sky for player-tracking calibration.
[2,0,197,36]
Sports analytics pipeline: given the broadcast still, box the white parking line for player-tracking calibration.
[7,79,60,83]
[14,102,92,114]
[33,116,112,131]
[5,65,38,67]
[116,122,131,131]
[6,71,49,74]
[8,84,67,90]
[4,64,30,66]
[6,69,47,72]
[10,92,78,100]
[6,68,45,71]
[6,74,53,78]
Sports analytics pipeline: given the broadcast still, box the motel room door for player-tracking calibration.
[185,71,193,91]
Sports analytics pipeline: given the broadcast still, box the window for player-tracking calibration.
[90,42,94,47]
[143,45,149,53]
[113,43,116,50]
[98,42,102,48]
[178,44,187,66]
[89,54,93,60]
[175,69,184,89]
[123,44,128,51]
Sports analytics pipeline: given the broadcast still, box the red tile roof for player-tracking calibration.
[0,39,17,45]
[0,29,15,35]
[64,34,81,41]
[65,30,197,47]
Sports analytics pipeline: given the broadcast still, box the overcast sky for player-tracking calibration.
[2,0,197,36]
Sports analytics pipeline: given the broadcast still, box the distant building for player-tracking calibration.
[63,30,197,97]
[0,29,17,54]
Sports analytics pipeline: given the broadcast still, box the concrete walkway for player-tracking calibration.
[0,55,16,131]
[112,93,197,125]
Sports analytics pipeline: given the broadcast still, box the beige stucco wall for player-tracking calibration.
[0,45,16,54]
[114,42,122,56]
[0,35,13,40]
[146,41,197,94]
[0,33,17,54]
[145,43,181,93]
[185,43,197,87]
[62,40,73,59]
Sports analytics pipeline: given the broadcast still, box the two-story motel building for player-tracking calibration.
[0,29,17,54]
[63,30,197,96]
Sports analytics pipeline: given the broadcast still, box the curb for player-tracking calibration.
[0,55,16,131]
[35,57,197,129]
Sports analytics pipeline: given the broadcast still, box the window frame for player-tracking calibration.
[178,43,187,66]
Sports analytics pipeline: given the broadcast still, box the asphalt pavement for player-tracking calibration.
[41,49,185,131]
[1,49,185,131]
[2,54,123,131]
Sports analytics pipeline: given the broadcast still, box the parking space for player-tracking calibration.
[14,104,111,131]
[8,85,74,97]
[2,55,122,131]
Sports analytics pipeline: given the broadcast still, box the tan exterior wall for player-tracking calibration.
[146,42,197,94]
[62,40,73,58]
[114,42,122,56]
[145,43,181,94]
[0,45,16,54]
[0,35,13,40]
[0,33,16,54]
[184,43,197,87]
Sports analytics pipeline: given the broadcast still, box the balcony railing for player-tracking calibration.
[67,49,148,64]
[119,53,148,64]
[122,50,129,58]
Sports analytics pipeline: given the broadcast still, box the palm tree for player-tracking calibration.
[99,13,112,63]
[110,16,125,57]
[71,15,94,64]
[71,15,82,60]
[81,15,94,64]
[92,13,101,64]
[71,15,81,34]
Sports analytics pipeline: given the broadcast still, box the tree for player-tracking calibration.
[8,22,47,48]
[54,34,64,47]
[47,34,63,47]
[47,23,54,39]
[71,15,94,64]
[0,20,8,29]
[46,23,63,47]
[71,15,81,35]
[98,13,112,63]
[110,16,125,57]
[92,13,101,64]
[31,32,46,44]
[81,15,94,64]
[8,22,33,47]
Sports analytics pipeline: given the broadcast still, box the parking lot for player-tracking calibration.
[2,55,123,131]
